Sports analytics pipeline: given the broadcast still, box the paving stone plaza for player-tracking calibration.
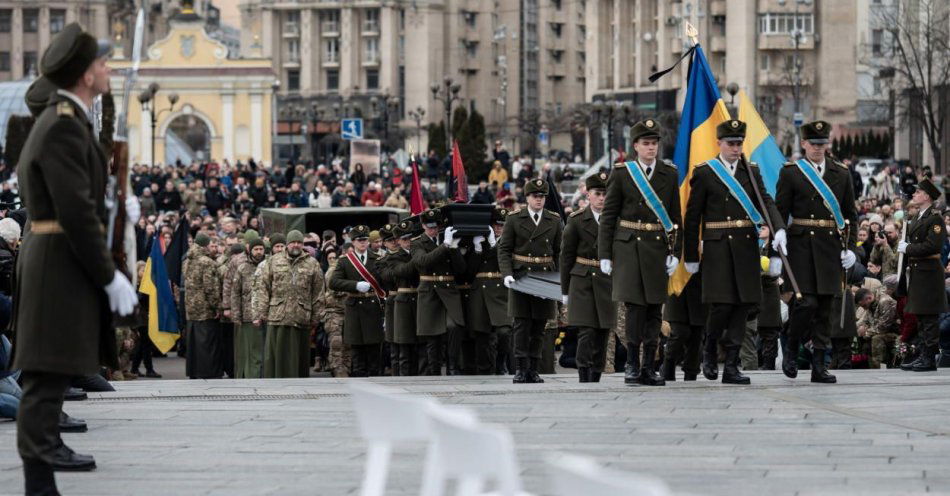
[1,370,949,495]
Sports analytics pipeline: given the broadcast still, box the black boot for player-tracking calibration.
[589,371,602,383]
[761,353,777,370]
[59,412,87,433]
[623,343,640,385]
[937,351,950,368]
[810,349,837,383]
[23,459,60,496]
[661,359,676,381]
[578,367,590,383]
[722,348,751,385]
[702,340,719,381]
[782,339,800,378]
[683,371,698,381]
[50,444,96,472]
[638,345,666,386]
[912,346,937,372]
[527,358,544,383]
[512,358,527,384]
[63,388,86,402]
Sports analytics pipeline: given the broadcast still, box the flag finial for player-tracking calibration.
[685,22,699,46]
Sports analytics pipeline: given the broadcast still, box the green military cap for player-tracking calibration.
[379,223,395,241]
[194,233,211,247]
[525,178,549,196]
[41,22,113,89]
[229,243,244,255]
[286,230,304,243]
[270,233,286,246]
[248,238,265,250]
[350,225,371,240]
[492,207,510,224]
[915,178,941,201]
[243,229,260,242]
[800,120,832,144]
[717,119,747,141]
[25,76,58,117]
[394,220,414,238]
[421,208,443,227]
[630,118,662,143]
[585,171,609,191]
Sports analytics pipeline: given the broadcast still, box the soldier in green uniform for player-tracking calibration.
[661,271,705,381]
[683,120,784,385]
[377,224,399,375]
[184,233,223,379]
[218,243,244,378]
[252,230,324,378]
[776,120,858,383]
[381,221,420,376]
[13,24,136,488]
[329,225,386,376]
[466,207,512,375]
[498,178,563,383]
[562,173,616,383]
[411,209,467,375]
[231,238,266,378]
[320,257,351,377]
[897,179,947,371]
[598,119,682,386]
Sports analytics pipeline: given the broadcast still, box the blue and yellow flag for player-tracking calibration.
[738,90,786,195]
[669,45,732,295]
[139,235,180,354]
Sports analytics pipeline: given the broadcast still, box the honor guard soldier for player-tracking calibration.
[377,224,400,375]
[466,207,513,375]
[598,119,682,386]
[328,225,386,376]
[498,178,563,383]
[897,179,947,371]
[562,173,616,383]
[683,119,785,385]
[411,209,467,375]
[381,221,421,376]
[776,120,858,382]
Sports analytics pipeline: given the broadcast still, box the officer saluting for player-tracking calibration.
[775,120,858,383]
[498,178,562,383]
[683,119,784,385]
[12,23,138,491]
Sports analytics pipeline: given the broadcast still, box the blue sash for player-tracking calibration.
[624,161,675,232]
[794,159,845,230]
[706,158,763,227]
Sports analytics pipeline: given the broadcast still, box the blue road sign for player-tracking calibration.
[342,118,363,140]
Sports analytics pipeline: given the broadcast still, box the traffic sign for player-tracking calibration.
[342,118,363,140]
[793,112,804,128]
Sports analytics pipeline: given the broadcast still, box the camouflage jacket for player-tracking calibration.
[858,292,899,336]
[221,252,246,313]
[183,247,222,321]
[230,256,262,323]
[318,260,347,320]
[252,251,325,328]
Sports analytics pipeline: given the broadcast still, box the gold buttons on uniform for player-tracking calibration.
[728,235,733,239]
[810,231,815,235]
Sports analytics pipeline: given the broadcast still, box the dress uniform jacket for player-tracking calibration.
[663,270,705,326]
[411,235,466,336]
[598,160,682,305]
[758,274,783,328]
[377,250,400,342]
[497,208,562,319]
[684,158,784,304]
[903,206,948,315]
[328,252,384,345]
[561,208,616,329]
[464,240,510,332]
[380,249,419,344]
[775,158,857,295]
[12,93,119,374]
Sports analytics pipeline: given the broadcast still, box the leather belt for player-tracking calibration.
[705,220,754,229]
[456,284,471,290]
[475,272,502,279]
[31,220,64,234]
[348,291,377,297]
[909,254,940,261]
[419,275,454,282]
[619,219,663,231]
[514,254,553,264]
[792,218,837,228]
[396,288,418,293]
[575,257,599,267]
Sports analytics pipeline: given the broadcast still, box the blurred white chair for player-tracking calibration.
[545,453,671,496]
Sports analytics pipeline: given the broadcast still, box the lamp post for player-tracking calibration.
[591,96,633,164]
[408,106,426,154]
[778,0,812,151]
[138,83,179,168]
[431,76,462,154]
[371,92,401,153]
[725,82,739,117]
[271,79,280,166]
[297,101,317,163]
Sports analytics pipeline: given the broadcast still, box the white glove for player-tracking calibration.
[600,259,613,275]
[562,295,569,305]
[473,235,485,253]
[768,256,783,277]
[665,256,679,276]
[840,250,856,269]
[685,262,700,274]
[503,275,516,288]
[125,196,141,224]
[442,226,456,247]
[772,228,788,256]
[104,270,138,316]
[897,241,908,254]
[488,227,497,247]
[356,281,371,292]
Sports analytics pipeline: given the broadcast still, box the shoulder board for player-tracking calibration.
[661,158,675,168]
[410,235,423,242]
[694,162,706,168]
[569,207,586,218]
[748,161,759,168]
[509,208,522,215]
[613,162,626,168]
[833,159,848,169]
[784,161,796,168]
[545,209,560,218]
[56,101,74,118]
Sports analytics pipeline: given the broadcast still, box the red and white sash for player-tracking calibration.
[346,251,387,299]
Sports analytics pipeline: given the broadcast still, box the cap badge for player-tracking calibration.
[731,121,739,128]
[815,122,824,130]
[645,119,654,128]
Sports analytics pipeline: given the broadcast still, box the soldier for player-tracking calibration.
[184,233,224,379]
[231,238,266,378]
[740,239,783,371]
[328,225,386,376]
[268,232,286,256]
[377,224,399,375]
[218,242,244,378]
[320,254,351,377]
[776,120,858,383]
[598,119,682,386]
[897,178,947,371]
[561,173,615,383]
[855,285,899,369]
[13,24,137,487]
[498,178,563,383]
[466,207,512,375]
[411,209,467,375]
[661,270,705,381]
[382,221,420,376]
[252,230,324,378]
[683,119,785,385]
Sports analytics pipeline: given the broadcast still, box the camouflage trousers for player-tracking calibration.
[605,303,628,374]
[114,326,136,380]
[325,312,351,377]
[870,332,898,369]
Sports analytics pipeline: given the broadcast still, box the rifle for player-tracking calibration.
[839,220,852,328]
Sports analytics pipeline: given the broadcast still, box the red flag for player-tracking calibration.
[409,155,427,215]
[451,140,469,203]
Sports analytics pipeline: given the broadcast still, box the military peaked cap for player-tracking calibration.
[630,118,661,142]
[717,119,747,140]
[525,178,549,196]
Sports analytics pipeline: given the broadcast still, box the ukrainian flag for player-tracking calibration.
[139,235,180,354]
[669,45,732,295]
[738,89,787,195]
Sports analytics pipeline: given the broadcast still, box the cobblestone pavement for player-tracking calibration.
[2,370,949,495]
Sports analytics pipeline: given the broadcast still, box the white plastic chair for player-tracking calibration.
[545,453,671,496]
[348,381,438,496]
[420,403,533,496]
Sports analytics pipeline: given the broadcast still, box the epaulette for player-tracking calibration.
[662,158,676,169]
[510,207,522,215]
[56,101,74,118]
[694,162,706,168]
[613,162,626,168]
[748,161,759,168]
[784,161,796,167]
[410,234,423,242]
[569,207,586,218]
[833,159,848,169]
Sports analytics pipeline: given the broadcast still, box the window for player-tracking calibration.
[23,9,39,33]
[0,52,9,71]
[784,54,796,70]
[464,41,478,58]
[758,13,813,34]
[552,0,562,10]
[550,49,563,63]
[323,38,339,63]
[321,10,340,33]
[50,9,66,33]
[287,69,300,91]
[0,10,12,33]
[366,69,379,89]
[284,10,300,34]
[326,69,339,90]
[363,8,380,33]
[871,29,883,55]
[23,51,37,74]
[760,53,770,70]
[363,37,379,63]
[873,76,882,95]
[462,11,477,28]
[287,39,300,61]
[550,22,562,38]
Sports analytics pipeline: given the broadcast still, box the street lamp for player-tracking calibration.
[778,0,813,151]
[371,92,401,153]
[431,75,462,154]
[591,97,633,163]
[271,79,280,166]
[138,83,179,167]
[725,82,740,116]
[407,106,426,154]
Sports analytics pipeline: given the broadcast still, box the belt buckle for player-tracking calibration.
[734,220,743,228]
[533,257,540,263]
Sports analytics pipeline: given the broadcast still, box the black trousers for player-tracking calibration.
[472,331,498,375]
[496,327,513,373]
[220,322,235,378]
[667,322,704,375]
[423,335,444,375]
[351,344,381,377]
[186,320,223,379]
[512,317,546,360]
[787,293,833,350]
[17,371,72,464]
[395,344,418,376]
[576,327,610,372]
[460,334,477,375]
[131,326,155,373]
[706,303,753,349]
[917,314,940,348]
[446,326,465,372]
[624,303,663,350]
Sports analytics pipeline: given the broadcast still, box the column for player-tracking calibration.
[39,8,49,55]
[262,9,273,58]
[12,8,23,79]
[379,5,395,91]
[300,9,312,91]
[222,88,235,162]
[251,91,263,160]
[339,7,353,94]
[140,106,153,166]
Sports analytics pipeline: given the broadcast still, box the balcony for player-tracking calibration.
[362,20,380,35]
[710,0,726,17]
[547,62,567,80]
[362,52,380,66]
[322,52,339,67]
[321,21,339,36]
[282,22,300,38]
[757,69,814,87]
[710,34,726,53]
[758,34,816,51]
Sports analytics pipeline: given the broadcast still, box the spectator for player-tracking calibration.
[425,183,446,205]
[426,150,441,182]
[350,163,367,197]
[384,185,409,209]
[139,187,157,217]
[492,141,511,169]
[488,160,509,190]
[287,182,308,207]
[868,221,900,279]
[0,218,19,296]
[471,181,494,204]
[310,185,333,208]
[360,182,384,206]
[157,180,182,213]
[205,177,229,216]
[855,285,899,369]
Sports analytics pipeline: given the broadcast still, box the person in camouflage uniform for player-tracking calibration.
[184,233,223,379]
[605,303,627,374]
[320,256,351,377]
[855,285,899,369]
[231,238,266,378]
[218,243,244,378]
[252,230,325,378]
